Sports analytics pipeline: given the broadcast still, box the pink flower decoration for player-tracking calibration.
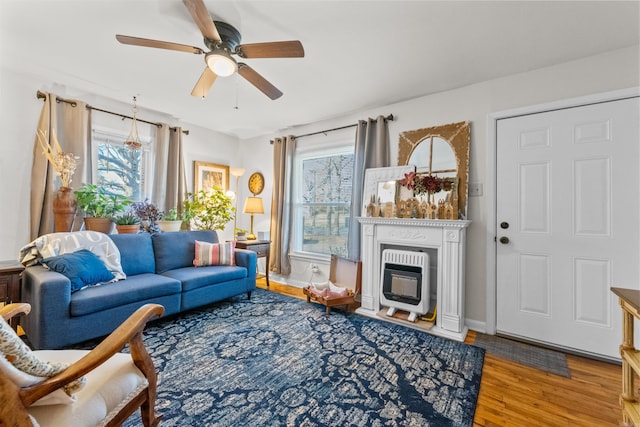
[400,172,416,190]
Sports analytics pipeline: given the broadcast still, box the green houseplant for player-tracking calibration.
[182,189,234,231]
[114,211,140,234]
[158,208,183,232]
[74,183,131,233]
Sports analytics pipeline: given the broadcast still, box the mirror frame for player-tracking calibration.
[361,165,415,216]
[398,121,470,218]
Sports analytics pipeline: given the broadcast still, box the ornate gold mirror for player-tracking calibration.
[398,121,470,218]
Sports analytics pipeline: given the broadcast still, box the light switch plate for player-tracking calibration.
[468,183,483,197]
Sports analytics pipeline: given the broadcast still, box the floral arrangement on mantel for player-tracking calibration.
[36,129,78,188]
[400,171,443,195]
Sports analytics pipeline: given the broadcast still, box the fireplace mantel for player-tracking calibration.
[357,217,471,341]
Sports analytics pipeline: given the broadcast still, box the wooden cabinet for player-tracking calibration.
[235,240,270,287]
[0,261,24,329]
[612,287,640,426]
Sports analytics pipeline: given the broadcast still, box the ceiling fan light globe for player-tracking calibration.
[206,51,237,77]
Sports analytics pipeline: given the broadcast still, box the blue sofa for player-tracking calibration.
[21,230,257,349]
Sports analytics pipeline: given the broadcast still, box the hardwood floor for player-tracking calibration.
[257,280,625,427]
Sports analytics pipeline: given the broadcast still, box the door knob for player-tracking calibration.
[499,236,510,244]
[500,222,509,229]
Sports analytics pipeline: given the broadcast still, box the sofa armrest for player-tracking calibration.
[234,249,257,287]
[21,265,73,349]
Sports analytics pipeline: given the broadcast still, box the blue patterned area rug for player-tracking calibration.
[119,289,485,426]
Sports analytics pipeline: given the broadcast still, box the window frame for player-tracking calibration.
[291,140,354,258]
[90,125,154,201]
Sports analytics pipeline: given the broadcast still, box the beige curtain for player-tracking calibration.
[269,135,296,275]
[30,92,90,240]
[151,124,188,213]
[347,115,390,260]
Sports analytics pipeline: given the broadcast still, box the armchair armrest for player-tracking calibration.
[19,303,165,407]
[0,303,31,321]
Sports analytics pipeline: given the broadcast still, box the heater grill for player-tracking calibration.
[380,249,430,322]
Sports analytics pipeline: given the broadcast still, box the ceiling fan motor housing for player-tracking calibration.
[204,21,242,52]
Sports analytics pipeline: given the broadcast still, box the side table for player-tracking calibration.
[235,240,270,287]
[0,260,25,329]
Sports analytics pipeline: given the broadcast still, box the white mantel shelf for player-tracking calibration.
[357,216,471,341]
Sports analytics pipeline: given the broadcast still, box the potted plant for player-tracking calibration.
[158,208,183,232]
[131,199,164,234]
[74,183,131,233]
[114,211,140,234]
[182,189,234,231]
[235,227,248,241]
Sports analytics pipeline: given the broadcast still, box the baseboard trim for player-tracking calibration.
[465,319,487,334]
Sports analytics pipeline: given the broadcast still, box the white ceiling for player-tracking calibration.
[1,0,638,139]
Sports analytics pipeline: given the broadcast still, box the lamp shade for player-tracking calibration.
[243,197,264,214]
[230,167,246,177]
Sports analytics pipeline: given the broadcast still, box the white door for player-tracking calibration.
[496,97,640,359]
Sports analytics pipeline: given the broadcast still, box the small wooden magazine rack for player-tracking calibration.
[303,255,362,314]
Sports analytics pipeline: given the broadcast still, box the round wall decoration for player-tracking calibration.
[248,172,265,195]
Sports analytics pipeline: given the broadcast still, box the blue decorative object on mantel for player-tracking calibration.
[111,289,484,427]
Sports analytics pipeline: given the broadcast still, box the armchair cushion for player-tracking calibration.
[41,249,115,292]
[28,350,149,427]
[0,316,85,406]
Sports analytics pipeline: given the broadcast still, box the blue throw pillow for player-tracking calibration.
[41,249,115,292]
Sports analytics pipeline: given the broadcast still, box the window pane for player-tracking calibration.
[96,143,142,200]
[302,204,351,256]
[300,152,353,256]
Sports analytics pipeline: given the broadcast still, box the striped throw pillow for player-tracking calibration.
[193,240,236,267]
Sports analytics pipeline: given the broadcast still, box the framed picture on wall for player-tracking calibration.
[194,161,230,193]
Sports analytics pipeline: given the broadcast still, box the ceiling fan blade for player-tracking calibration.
[116,35,204,54]
[191,67,217,97]
[236,41,304,58]
[182,0,221,42]
[238,63,283,100]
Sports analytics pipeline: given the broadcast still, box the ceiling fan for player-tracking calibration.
[116,0,304,100]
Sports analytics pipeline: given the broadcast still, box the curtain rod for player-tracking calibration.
[269,114,394,144]
[36,90,189,135]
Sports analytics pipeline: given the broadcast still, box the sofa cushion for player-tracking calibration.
[194,240,235,266]
[152,230,218,274]
[109,234,155,276]
[70,273,181,317]
[162,266,247,292]
[41,250,115,293]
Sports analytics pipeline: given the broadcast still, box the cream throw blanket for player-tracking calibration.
[19,231,126,281]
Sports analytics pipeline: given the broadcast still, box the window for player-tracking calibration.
[91,127,153,201]
[293,144,354,257]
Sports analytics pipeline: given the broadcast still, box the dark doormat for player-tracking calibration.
[473,333,570,378]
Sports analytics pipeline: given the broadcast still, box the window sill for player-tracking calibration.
[289,251,330,265]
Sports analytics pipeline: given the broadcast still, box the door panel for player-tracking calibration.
[496,97,639,359]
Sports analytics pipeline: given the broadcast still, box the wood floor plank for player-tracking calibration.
[259,280,624,426]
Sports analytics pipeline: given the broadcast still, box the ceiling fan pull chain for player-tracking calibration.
[234,74,239,110]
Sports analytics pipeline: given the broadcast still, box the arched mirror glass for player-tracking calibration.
[410,136,457,176]
[398,121,470,218]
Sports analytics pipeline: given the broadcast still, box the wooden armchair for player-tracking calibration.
[0,303,164,427]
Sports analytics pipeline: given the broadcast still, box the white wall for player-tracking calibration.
[0,68,244,258]
[241,45,640,329]
[1,46,637,330]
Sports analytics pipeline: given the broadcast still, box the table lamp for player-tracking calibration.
[229,167,246,238]
[243,196,264,240]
